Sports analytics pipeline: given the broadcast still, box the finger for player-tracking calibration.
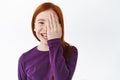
[54,13,59,25]
[47,15,51,30]
[51,13,56,31]
[46,18,50,33]
[49,14,53,30]
[54,12,60,30]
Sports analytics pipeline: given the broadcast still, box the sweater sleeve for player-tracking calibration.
[47,38,78,80]
[18,54,27,80]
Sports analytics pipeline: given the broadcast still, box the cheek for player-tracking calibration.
[34,26,41,32]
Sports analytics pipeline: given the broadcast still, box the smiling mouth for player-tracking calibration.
[41,33,47,39]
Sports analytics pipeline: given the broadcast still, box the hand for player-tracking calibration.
[47,12,62,40]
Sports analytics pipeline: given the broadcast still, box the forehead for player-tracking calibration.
[35,9,57,21]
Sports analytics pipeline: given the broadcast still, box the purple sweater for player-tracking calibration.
[18,39,78,80]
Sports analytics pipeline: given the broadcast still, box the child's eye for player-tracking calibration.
[39,22,44,24]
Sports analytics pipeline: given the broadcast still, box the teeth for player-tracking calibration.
[41,33,47,39]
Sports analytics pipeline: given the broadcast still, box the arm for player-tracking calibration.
[66,45,78,80]
[47,11,78,80]
[48,38,78,80]
[18,55,27,80]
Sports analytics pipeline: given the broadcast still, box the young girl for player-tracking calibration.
[18,2,78,80]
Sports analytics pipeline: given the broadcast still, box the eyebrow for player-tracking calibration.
[37,19,46,21]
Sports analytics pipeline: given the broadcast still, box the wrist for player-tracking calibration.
[47,38,61,47]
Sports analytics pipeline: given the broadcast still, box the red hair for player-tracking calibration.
[31,2,71,60]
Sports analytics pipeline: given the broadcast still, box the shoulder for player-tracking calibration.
[66,45,78,64]
[67,45,78,61]
[70,46,78,56]
[18,46,37,63]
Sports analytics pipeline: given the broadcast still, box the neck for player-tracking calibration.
[37,42,49,51]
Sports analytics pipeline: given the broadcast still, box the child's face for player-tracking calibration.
[34,9,58,44]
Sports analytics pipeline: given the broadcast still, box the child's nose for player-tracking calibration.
[42,25,47,31]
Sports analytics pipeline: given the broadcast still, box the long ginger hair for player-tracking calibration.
[31,2,72,61]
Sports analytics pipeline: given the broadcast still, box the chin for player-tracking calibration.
[40,39,48,45]
[43,41,48,45]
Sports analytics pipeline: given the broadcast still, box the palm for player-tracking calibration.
[47,12,62,40]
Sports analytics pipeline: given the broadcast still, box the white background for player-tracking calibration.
[0,0,120,80]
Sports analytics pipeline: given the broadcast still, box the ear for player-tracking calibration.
[34,23,37,32]
[34,28,36,32]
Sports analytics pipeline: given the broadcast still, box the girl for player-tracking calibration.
[18,2,78,80]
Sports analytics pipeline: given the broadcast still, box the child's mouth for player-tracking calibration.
[41,33,47,39]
